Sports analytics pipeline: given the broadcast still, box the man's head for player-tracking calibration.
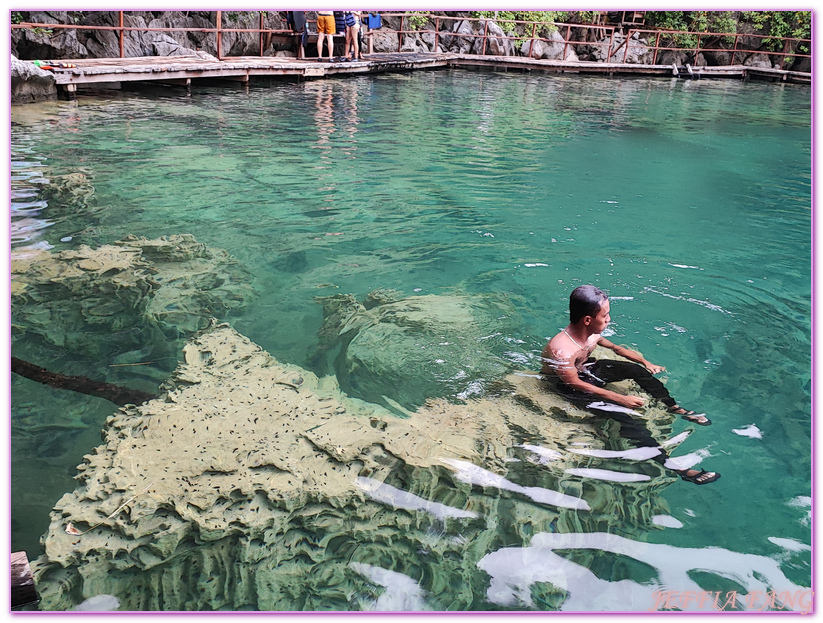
[569,285,609,327]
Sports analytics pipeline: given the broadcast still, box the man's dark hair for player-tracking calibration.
[569,285,608,324]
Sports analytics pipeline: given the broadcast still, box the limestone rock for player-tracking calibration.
[11,55,57,104]
[11,234,254,358]
[520,31,579,61]
[370,30,399,53]
[478,20,514,57]
[315,289,520,408]
[744,52,773,68]
[32,323,676,610]
[593,31,651,64]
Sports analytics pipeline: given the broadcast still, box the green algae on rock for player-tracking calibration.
[315,289,521,409]
[11,234,254,359]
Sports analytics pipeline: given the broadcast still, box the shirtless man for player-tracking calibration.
[542,285,720,485]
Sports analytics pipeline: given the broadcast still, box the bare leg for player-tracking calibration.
[317,33,324,60]
[352,25,360,59]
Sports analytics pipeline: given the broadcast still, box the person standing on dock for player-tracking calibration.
[316,11,336,62]
[344,11,363,60]
[541,285,720,485]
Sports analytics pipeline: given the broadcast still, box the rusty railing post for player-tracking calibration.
[481,19,488,55]
[781,37,790,69]
[216,10,222,59]
[653,31,660,64]
[399,15,403,50]
[528,22,536,58]
[434,16,439,51]
[731,32,739,65]
[259,11,264,56]
[623,28,632,62]
[606,26,615,62]
[563,24,570,60]
[119,11,124,58]
[695,32,701,63]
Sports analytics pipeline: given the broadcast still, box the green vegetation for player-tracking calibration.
[470,11,564,36]
[645,11,810,51]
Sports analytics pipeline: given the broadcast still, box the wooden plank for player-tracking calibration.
[11,552,39,609]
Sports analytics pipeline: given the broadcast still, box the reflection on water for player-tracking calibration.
[479,531,810,612]
[10,72,810,610]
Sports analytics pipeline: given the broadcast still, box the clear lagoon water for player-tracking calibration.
[10,70,811,610]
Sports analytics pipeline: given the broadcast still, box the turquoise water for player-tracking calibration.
[11,70,811,610]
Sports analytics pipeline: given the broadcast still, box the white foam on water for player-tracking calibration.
[651,514,684,529]
[478,531,809,611]
[440,458,590,511]
[73,595,120,611]
[788,496,811,508]
[668,263,701,269]
[518,444,563,464]
[355,477,478,520]
[568,446,661,461]
[732,424,762,439]
[660,430,691,448]
[349,562,428,611]
[565,468,650,483]
[524,263,549,267]
[683,508,696,517]
[587,401,642,416]
[609,296,634,300]
[767,537,811,552]
[663,448,711,471]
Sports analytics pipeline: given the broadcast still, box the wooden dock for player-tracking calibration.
[46,52,811,96]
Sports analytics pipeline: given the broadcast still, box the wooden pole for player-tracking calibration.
[259,12,264,56]
[528,22,536,58]
[563,25,570,60]
[481,20,488,55]
[12,357,158,407]
[119,11,124,58]
[434,16,439,52]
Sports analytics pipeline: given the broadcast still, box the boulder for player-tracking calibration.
[791,55,811,73]
[520,30,579,61]
[744,52,773,68]
[149,33,199,57]
[79,13,152,58]
[656,49,688,67]
[314,289,521,408]
[702,49,734,66]
[478,20,514,57]
[593,31,651,64]
[445,19,476,54]
[370,30,399,53]
[10,55,57,104]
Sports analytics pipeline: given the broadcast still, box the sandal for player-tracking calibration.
[679,469,721,485]
[670,407,711,426]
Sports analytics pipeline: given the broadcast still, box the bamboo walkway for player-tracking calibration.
[48,52,811,96]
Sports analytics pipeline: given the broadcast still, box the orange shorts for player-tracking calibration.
[317,15,336,34]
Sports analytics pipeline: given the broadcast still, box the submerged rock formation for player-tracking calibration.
[11,234,254,361]
[33,322,688,611]
[315,289,520,408]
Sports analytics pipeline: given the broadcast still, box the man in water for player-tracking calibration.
[542,285,720,485]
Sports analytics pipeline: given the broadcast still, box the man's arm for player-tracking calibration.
[551,353,645,409]
[597,337,666,374]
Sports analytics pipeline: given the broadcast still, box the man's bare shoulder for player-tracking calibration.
[547,332,576,360]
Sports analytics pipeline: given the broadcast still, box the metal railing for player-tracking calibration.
[11,10,812,70]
